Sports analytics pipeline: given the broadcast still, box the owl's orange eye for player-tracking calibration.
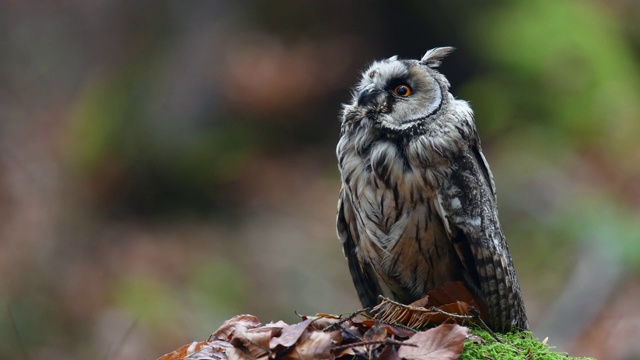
[393,84,412,97]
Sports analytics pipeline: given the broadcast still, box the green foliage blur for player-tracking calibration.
[1,1,639,359]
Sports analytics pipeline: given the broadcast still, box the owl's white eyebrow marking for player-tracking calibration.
[362,60,409,90]
[373,61,408,80]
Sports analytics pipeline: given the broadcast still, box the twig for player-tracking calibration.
[468,308,503,343]
[427,306,474,321]
[374,296,421,311]
[373,296,433,327]
[322,308,369,332]
[389,322,418,333]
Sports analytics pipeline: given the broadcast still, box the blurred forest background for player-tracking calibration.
[1,1,639,359]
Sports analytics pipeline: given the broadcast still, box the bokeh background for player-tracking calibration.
[1,1,639,359]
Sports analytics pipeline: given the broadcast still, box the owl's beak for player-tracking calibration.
[357,85,385,108]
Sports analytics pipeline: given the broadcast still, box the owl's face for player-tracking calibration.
[343,47,456,139]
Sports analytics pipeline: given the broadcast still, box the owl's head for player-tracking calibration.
[342,47,456,139]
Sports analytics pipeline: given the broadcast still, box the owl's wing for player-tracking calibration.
[337,188,381,308]
[434,132,529,332]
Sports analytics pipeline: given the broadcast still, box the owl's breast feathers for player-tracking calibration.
[337,100,472,296]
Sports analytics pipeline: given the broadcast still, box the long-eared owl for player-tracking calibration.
[336,47,528,331]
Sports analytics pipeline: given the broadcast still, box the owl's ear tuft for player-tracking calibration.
[420,47,456,68]
[387,55,398,61]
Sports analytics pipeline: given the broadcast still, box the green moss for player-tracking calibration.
[461,327,595,360]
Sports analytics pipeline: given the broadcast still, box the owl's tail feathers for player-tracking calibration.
[473,246,529,332]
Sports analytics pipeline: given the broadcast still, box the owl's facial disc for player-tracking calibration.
[353,59,445,137]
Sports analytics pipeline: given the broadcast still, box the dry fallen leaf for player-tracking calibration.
[269,318,314,349]
[212,314,263,340]
[408,296,431,308]
[282,328,342,360]
[229,325,278,359]
[158,339,231,360]
[397,324,468,360]
[377,343,401,360]
[226,346,261,360]
[363,322,388,343]
[308,314,341,331]
[426,301,474,324]
[425,281,488,321]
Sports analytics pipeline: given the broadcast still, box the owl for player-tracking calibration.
[336,47,528,332]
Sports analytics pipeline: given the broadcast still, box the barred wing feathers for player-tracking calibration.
[434,132,528,332]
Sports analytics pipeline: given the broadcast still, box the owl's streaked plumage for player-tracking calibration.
[336,47,528,332]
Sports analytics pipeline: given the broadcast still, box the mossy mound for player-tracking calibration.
[462,327,595,360]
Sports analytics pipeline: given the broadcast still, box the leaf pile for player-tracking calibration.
[157,282,594,359]
[158,313,468,360]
